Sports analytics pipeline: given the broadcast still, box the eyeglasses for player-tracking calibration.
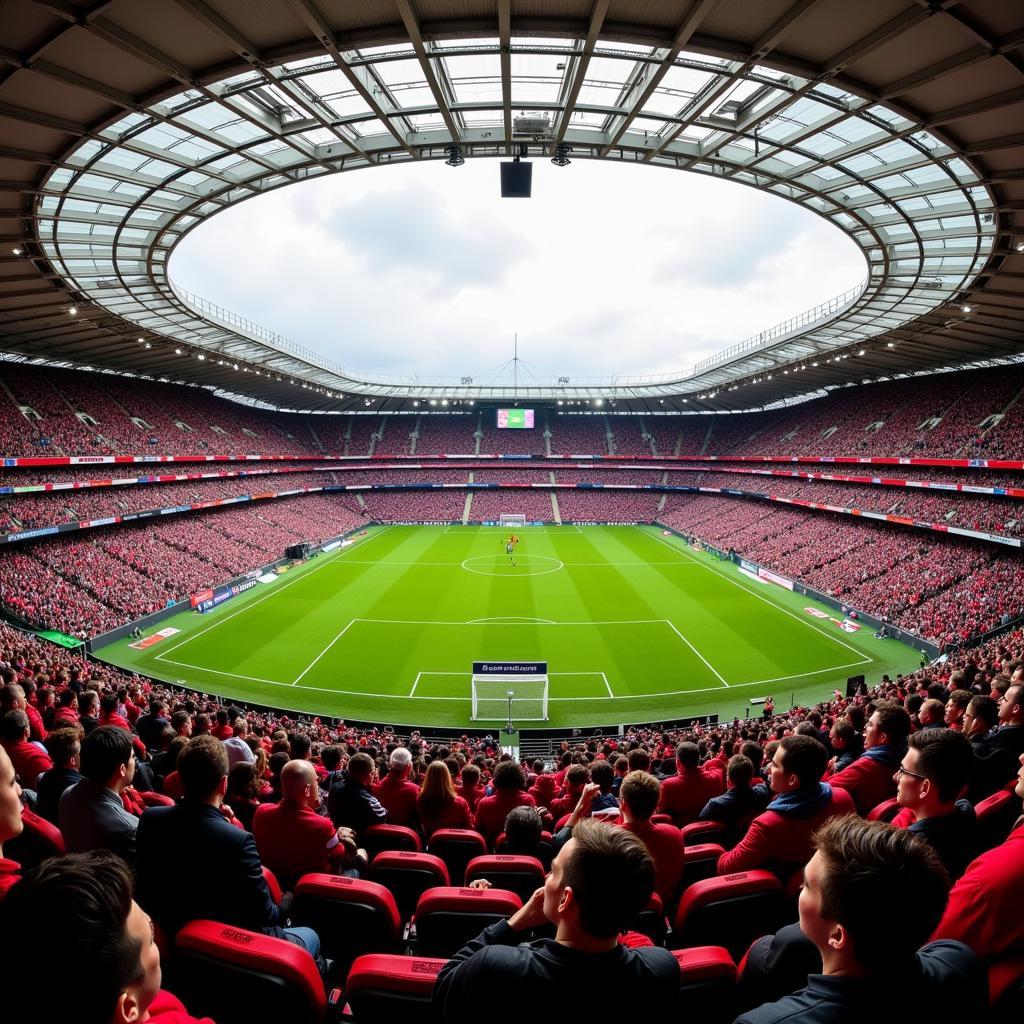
[895,765,928,781]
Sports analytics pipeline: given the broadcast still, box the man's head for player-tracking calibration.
[80,726,135,792]
[917,698,945,727]
[347,751,375,785]
[963,694,999,738]
[170,710,192,737]
[0,850,161,1024]
[177,733,229,802]
[0,683,25,712]
[727,754,755,789]
[45,726,83,770]
[590,760,614,794]
[388,746,412,778]
[829,718,855,752]
[626,748,651,773]
[944,690,972,728]
[675,742,700,771]
[895,728,973,817]
[460,763,481,788]
[79,691,99,718]
[503,805,543,852]
[0,745,24,852]
[863,702,911,750]
[563,763,589,796]
[0,709,29,745]
[769,735,829,794]
[998,683,1023,727]
[492,760,527,792]
[619,770,661,822]
[543,818,655,940]
[799,817,949,975]
[280,758,318,809]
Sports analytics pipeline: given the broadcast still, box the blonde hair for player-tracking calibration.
[418,759,456,818]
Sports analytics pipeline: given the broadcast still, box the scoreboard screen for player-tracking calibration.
[497,408,534,429]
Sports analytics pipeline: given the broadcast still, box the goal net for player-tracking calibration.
[499,515,527,527]
[471,676,549,721]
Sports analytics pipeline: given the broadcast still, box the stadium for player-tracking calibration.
[0,1,1022,1021]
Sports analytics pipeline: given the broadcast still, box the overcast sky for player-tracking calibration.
[170,158,865,383]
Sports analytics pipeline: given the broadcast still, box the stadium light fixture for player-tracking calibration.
[1016,241,1024,252]
[429,399,437,406]
[962,304,972,312]
[175,348,183,355]
[887,341,895,347]
[12,247,22,256]
[68,305,78,316]
[594,398,603,406]
[144,342,151,349]
[551,143,572,167]
[444,144,464,167]
[858,349,865,355]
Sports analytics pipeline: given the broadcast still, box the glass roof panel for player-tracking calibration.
[443,54,502,104]
[510,52,564,103]
[373,58,424,88]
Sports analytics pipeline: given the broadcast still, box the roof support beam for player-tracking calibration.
[498,0,512,153]
[553,0,610,146]
[393,0,461,143]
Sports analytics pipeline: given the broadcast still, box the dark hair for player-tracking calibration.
[503,805,543,852]
[80,725,133,783]
[565,763,589,789]
[99,693,119,715]
[872,702,912,745]
[966,694,998,729]
[170,710,191,732]
[778,735,829,788]
[321,744,343,772]
[590,760,614,792]
[347,751,374,781]
[627,748,651,773]
[177,733,228,799]
[0,851,144,1024]
[227,761,259,802]
[813,816,949,973]
[44,725,83,766]
[675,742,699,769]
[830,718,855,744]
[492,760,526,791]
[907,728,974,803]
[946,689,972,711]
[740,741,763,769]
[727,754,754,787]
[561,819,655,939]
[460,763,481,786]
[620,770,661,820]
[0,709,28,742]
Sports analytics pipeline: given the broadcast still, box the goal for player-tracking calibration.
[499,514,527,527]
[471,676,549,721]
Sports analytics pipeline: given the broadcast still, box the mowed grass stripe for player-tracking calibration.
[100,525,918,728]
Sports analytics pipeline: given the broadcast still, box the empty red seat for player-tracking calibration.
[975,786,1018,850]
[673,946,738,1023]
[344,954,446,1022]
[174,920,331,1024]
[414,886,522,957]
[371,852,450,921]
[292,874,402,970]
[364,824,423,859]
[427,829,487,885]
[464,854,546,904]
[673,871,784,960]
[682,820,727,846]
[866,797,900,822]
[683,842,726,891]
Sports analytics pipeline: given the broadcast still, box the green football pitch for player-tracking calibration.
[97,524,922,730]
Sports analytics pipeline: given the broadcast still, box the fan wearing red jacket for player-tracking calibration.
[474,761,537,846]
[828,702,911,814]
[658,742,727,826]
[0,850,215,1023]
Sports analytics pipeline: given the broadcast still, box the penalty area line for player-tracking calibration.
[292,619,358,686]
[662,620,729,687]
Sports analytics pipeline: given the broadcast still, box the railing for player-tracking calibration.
[169,276,867,391]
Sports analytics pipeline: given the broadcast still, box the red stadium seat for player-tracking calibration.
[975,786,1019,850]
[371,851,450,921]
[6,807,64,872]
[263,865,284,904]
[427,829,487,885]
[495,829,553,868]
[683,842,726,890]
[682,820,727,846]
[414,886,522,957]
[866,797,901,822]
[343,954,446,1022]
[673,946,738,1024]
[174,920,332,1024]
[672,871,784,960]
[363,824,423,859]
[464,854,546,904]
[651,813,674,826]
[293,874,402,969]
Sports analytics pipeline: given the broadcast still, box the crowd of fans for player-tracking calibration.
[0,614,1020,1021]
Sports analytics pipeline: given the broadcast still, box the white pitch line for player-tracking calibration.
[154,526,393,662]
[352,617,671,626]
[662,619,730,687]
[638,526,868,661]
[292,619,358,685]
[601,671,614,697]
[410,672,422,697]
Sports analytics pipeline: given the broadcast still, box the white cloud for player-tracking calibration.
[170,158,865,381]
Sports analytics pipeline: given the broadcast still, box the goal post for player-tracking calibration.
[499,514,527,527]
[471,661,549,722]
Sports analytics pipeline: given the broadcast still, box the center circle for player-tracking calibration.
[461,554,565,577]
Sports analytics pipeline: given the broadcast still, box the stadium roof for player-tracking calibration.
[0,0,1022,413]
